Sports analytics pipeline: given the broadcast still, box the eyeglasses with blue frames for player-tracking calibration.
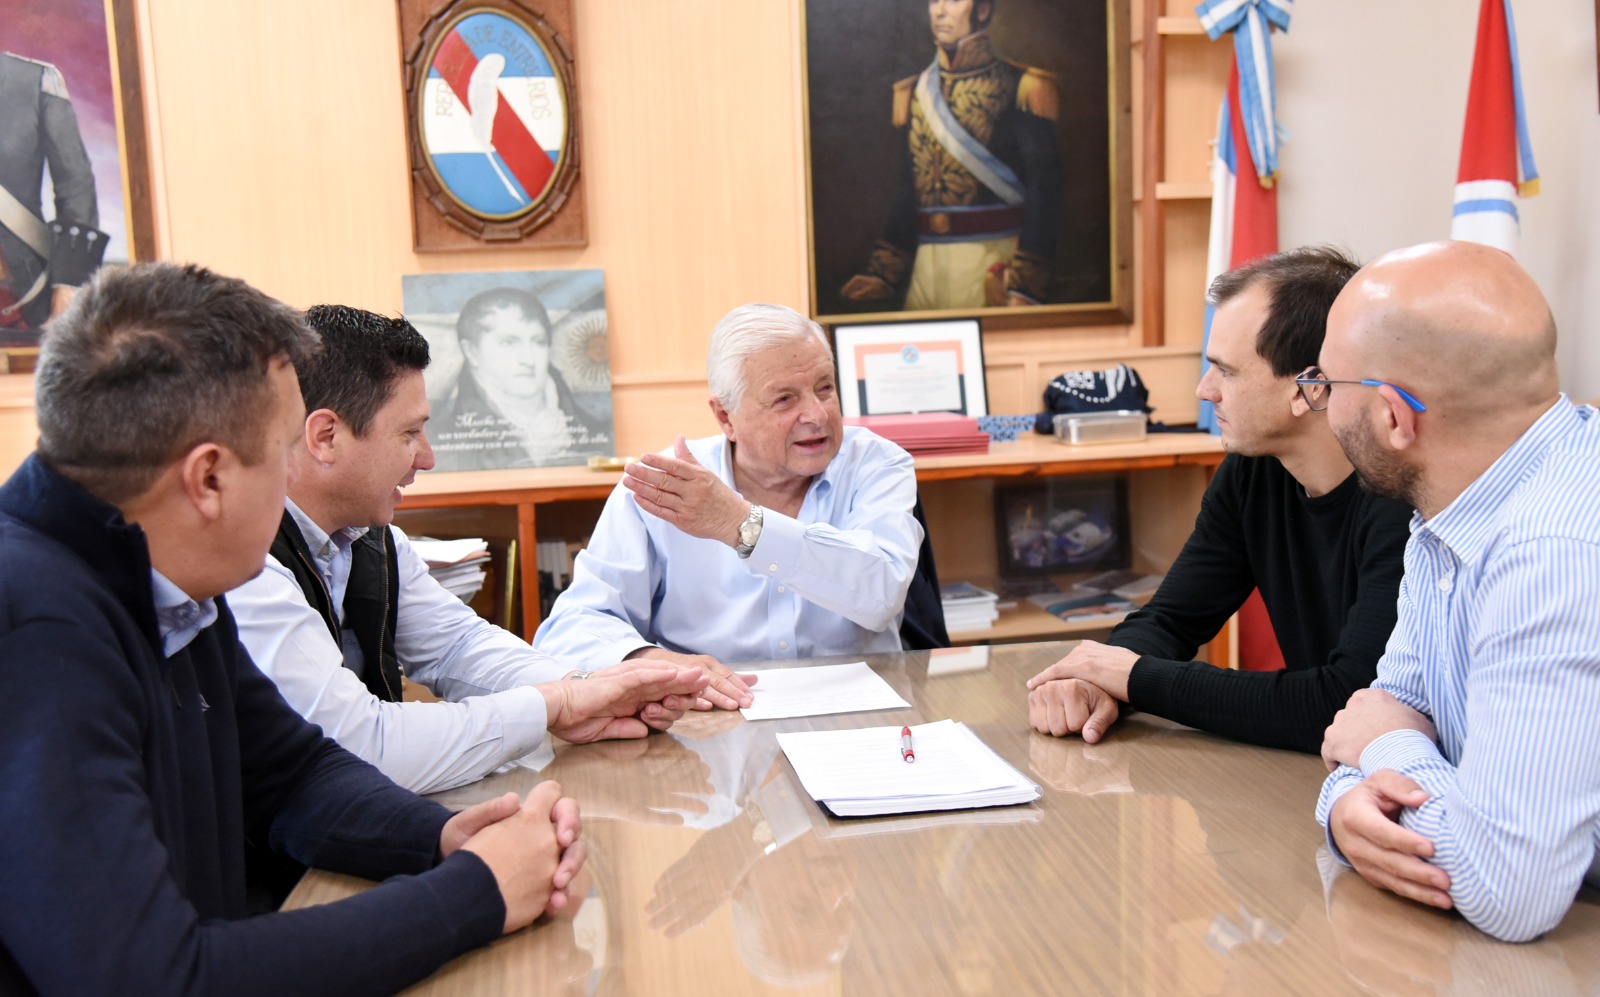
[1294,366,1427,413]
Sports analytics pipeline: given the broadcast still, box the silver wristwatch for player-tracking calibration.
[733,504,765,558]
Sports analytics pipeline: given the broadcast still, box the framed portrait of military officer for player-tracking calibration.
[803,0,1131,325]
[2,0,154,357]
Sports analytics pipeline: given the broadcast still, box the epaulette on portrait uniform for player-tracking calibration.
[5,53,70,100]
[1015,65,1058,122]
[892,75,917,128]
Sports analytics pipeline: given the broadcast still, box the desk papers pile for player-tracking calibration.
[777,719,1039,817]
[411,537,490,602]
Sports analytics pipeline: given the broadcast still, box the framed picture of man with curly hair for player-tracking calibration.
[401,268,614,471]
[802,0,1130,326]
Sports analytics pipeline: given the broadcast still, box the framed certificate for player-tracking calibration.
[832,319,987,418]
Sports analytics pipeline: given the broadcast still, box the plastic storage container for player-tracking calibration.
[1052,410,1147,445]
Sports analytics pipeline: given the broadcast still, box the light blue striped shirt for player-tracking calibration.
[1317,396,1600,942]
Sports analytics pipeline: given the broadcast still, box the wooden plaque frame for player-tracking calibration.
[397,0,586,251]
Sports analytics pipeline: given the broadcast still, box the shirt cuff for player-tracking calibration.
[1123,656,1170,709]
[1316,767,1365,867]
[1359,727,1443,777]
[495,684,553,757]
[746,507,802,574]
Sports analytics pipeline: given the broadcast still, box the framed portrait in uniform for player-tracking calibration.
[801,0,1131,326]
[1,0,154,361]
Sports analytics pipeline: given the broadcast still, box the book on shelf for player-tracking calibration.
[1026,591,1138,624]
[1070,569,1144,594]
[940,581,999,632]
[1071,569,1164,599]
[776,719,1040,818]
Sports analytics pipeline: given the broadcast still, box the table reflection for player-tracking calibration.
[285,641,1600,996]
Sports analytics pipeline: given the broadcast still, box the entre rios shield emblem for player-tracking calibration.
[401,0,584,249]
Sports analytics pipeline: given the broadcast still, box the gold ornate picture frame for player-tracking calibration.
[1,0,154,369]
[802,0,1131,326]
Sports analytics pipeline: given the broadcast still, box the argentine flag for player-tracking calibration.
[1451,0,1540,256]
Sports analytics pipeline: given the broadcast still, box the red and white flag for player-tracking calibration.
[1451,0,1540,255]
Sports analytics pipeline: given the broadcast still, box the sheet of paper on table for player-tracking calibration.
[738,660,911,721]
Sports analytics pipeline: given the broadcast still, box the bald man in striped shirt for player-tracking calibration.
[1313,240,1600,943]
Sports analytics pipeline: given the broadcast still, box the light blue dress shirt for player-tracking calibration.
[1317,397,1600,942]
[533,427,921,666]
[149,569,218,658]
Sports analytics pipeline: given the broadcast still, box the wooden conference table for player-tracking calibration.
[286,641,1600,995]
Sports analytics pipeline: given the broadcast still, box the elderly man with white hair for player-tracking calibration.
[533,303,922,709]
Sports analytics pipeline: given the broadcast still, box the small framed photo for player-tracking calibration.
[995,476,1130,577]
[832,319,986,418]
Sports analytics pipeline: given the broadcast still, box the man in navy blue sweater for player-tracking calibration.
[0,262,585,995]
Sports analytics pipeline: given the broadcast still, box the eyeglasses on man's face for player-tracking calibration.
[1294,366,1427,413]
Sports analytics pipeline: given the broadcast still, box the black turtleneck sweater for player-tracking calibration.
[1112,452,1413,753]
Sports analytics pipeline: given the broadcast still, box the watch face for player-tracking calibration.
[740,520,760,545]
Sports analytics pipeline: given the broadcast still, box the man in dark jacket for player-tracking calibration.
[0,262,584,995]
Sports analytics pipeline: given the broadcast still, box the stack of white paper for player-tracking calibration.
[776,719,1039,817]
[411,537,491,602]
[940,581,999,631]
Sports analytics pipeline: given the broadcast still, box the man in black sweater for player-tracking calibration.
[0,263,584,995]
[1026,246,1411,753]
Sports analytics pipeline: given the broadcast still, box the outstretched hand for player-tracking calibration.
[542,664,710,742]
[622,437,749,546]
[624,645,757,711]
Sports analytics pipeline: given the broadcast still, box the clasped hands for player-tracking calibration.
[1023,641,1137,743]
[1322,688,1451,910]
[440,781,585,934]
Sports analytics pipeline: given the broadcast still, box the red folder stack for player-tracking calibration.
[845,413,990,457]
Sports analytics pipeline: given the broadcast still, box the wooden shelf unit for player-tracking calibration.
[1134,1,1234,349]
[396,432,1225,648]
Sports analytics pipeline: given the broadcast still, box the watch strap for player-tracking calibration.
[734,503,764,558]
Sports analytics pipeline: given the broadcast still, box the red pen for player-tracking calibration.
[900,726,915,763]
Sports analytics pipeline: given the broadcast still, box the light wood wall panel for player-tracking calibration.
[1161,37,1233,186]
[0,376,36,476]
[1161,199,1212,347]
[0,1,1223,480]
[983,341,1203,425]
[140,0,808,458]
